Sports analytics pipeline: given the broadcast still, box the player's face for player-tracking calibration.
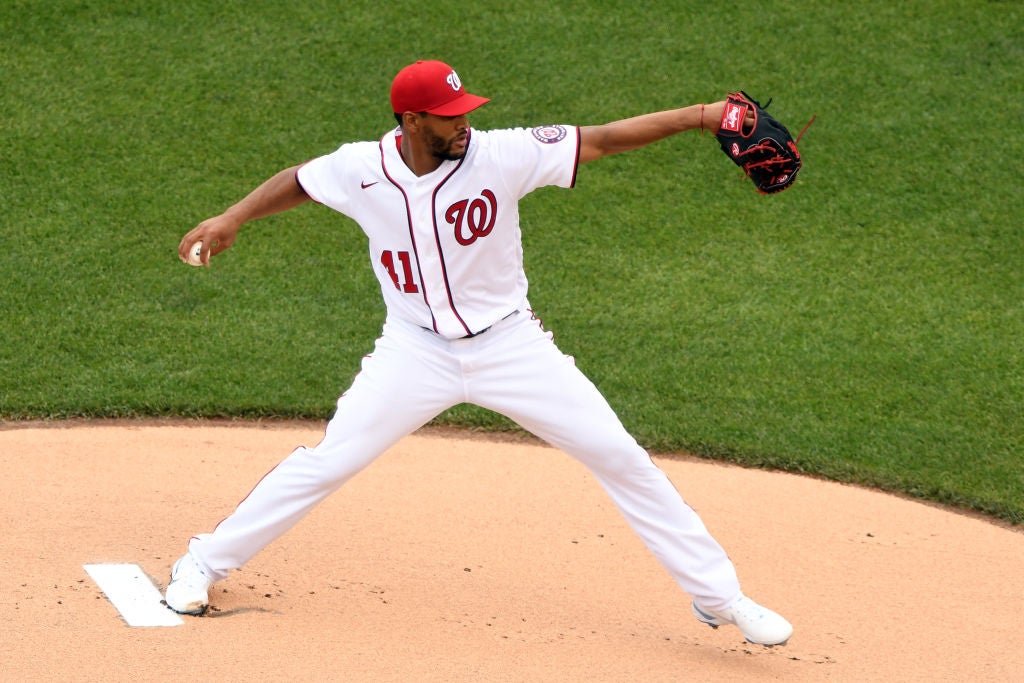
[421,113,470,161]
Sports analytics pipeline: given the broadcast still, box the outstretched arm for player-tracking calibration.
[578,101,732,164]
[178,164,311,265]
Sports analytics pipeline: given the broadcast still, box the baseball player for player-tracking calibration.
[166,60,793,647]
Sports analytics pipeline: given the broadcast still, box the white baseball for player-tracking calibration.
[186,241,203,267]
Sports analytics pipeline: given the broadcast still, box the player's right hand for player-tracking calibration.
[178,215,242,266]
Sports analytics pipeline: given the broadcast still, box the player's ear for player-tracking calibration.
[400,111,427,131]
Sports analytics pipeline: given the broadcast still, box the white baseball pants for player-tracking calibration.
[187,310,742,609]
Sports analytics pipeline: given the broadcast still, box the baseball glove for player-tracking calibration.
[715,91,805,194]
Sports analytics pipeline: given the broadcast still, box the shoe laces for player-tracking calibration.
[728,596,768,623]
[174,556,210,588]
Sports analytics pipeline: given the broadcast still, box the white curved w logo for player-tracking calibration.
[446,71,462,92]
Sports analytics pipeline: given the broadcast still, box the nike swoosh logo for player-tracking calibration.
[361,181,378,189]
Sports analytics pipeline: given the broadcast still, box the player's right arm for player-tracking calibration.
[178,164,311,265]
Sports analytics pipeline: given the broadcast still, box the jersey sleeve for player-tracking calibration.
[295,141,375,215]
[486,126,580,198]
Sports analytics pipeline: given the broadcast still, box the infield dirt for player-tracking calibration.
[2,420,1021,681]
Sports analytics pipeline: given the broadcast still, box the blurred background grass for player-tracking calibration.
[1,1,1021,523]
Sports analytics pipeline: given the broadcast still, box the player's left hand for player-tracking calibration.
[713,92,809,194]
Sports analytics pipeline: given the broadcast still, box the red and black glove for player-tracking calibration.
[716,91,805,194]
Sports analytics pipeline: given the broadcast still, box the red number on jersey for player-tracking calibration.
[380,250,419,293]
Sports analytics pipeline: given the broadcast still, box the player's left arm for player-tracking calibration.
[578,101,733,164]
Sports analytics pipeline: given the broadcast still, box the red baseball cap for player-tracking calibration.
[390,60,490,116]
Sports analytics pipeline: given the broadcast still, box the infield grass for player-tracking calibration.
[2,1,1022,523]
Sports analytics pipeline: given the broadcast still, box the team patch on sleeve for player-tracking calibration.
[531,125,568,144]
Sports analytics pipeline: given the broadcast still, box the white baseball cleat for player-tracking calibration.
[165,553,214,616]
[692,595,793,646]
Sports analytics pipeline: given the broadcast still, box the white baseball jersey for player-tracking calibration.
[297,125,580,339]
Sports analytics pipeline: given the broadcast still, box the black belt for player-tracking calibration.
[424,310,519,339]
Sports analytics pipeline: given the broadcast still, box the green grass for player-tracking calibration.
[2,1,1022,523]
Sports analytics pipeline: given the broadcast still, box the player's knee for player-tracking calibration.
[573,440,654,480]
[295,442,380,487]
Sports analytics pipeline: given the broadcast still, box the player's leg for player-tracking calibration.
[168,320,461,611]
[467,314,791,644]
[466,313,739,604]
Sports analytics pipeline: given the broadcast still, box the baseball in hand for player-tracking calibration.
[186,241,203,267]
